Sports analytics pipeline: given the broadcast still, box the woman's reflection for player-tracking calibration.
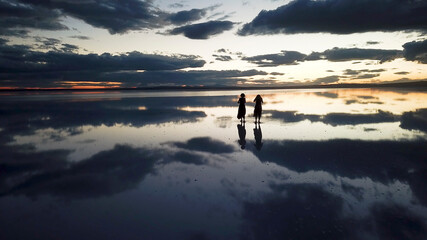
[237,123,246,149]
[254,123,263,151]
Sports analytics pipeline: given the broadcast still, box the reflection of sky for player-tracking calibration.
[1,89,426,239]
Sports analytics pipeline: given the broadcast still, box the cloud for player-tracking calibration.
[403,39,427,64]
[394,71,410,75]
[343,69,386,76]
[0,0,67,36]
[312,75,340,84]
[212,54,232,61]
[0,47,204,73]
[69,35,91,40]
[238,0,427,35]
[242,48,402,67]
[308,48,402,63]
[242,51,306,67]
[168,8,208,25]
[366,41,381,45]
[168,21,234,39]
[94,69,268,87]
[168,5,219,25]
[15,0,168,34]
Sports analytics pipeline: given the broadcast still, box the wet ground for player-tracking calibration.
[0,88,426,240]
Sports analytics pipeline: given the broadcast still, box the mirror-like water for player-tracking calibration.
[1,88,426,240]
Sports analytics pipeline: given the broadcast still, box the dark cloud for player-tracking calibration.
[243,48,402,68]
[69,35,91,40]
[351,73,380,79]
[312,75,340,84]
[168,8,208,25]
[343,68,386,76]
[16,0,167,34]
[242,51,306,67]
[60,43,79,53]
[366,41,381,45]
[168,5,220,25]
[168,21,234,39]
[238,0,427,35]
[308,48,402,63]
[394,71,410,75]
[0,0,67,36]
[212,54,232,61]
[0,44,204,74]
[403,39,427,64]
[95,69,268,87]
[400,108,427,133]
[269,72,284,76]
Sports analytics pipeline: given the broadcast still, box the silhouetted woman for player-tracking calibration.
[237,93,246,123]
[253,94,263,123]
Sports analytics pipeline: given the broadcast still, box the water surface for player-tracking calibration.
[1,88,426,239]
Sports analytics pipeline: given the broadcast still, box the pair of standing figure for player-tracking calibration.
[237,93,263,123]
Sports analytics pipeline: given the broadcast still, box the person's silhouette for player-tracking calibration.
[237,123,246,150]
[254,123,263,151]
[237,93,246,123]
[253,94,263,123]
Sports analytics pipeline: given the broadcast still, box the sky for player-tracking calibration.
[0,0,426,89]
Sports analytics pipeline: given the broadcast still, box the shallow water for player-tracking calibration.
[1,88,426,239]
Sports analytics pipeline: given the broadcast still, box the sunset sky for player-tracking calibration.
[0,0,426,89]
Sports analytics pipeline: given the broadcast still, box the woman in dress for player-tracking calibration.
[237,93,246,123]
[253,94,263,123]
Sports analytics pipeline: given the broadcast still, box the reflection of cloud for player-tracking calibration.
[248,139,427,205]
[265,110,397,126]
[241,183,427,239]
[314,92,339,99]
[371,204,427,239]
[240,184,349,239]
[2,145,160,198]
[215,116,233,128]
[322,110,396,126]
[400,108,427,133]
[173,137,235,154]
[0,96,218,141]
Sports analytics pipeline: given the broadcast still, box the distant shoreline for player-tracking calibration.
[1,80,427,92]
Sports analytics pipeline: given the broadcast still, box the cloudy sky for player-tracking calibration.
[0,0,426,89]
